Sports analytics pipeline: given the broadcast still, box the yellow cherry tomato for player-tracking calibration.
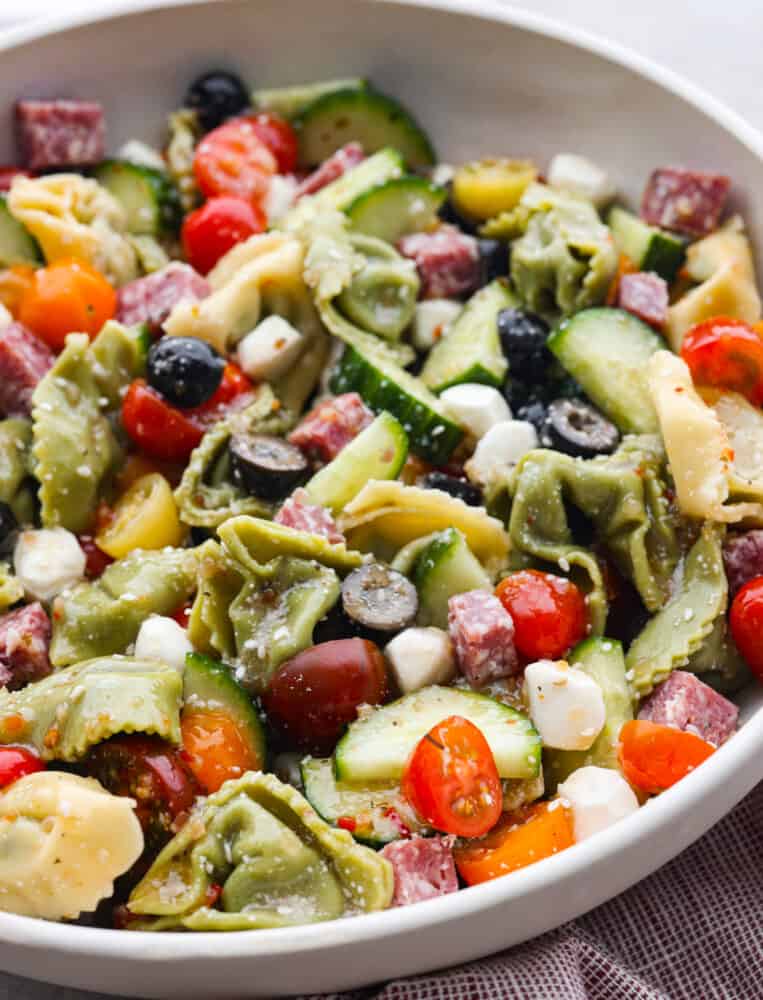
[451,158,538,221]
[96,473,185,559]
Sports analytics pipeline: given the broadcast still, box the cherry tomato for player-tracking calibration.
[618,720,715,793]
[181,709,264,794]
[402,715,502,838]
[182,195,266,275]
[171,602,193,628]
[0,167,31,192]
[680,316,763,405]
[0,264,36,318]
[193,362,253,422]
[18,257,116,351]
[78,535,114,579]
[495,570,588,661]
[730,576,763,681]
[193,116,277,203]
[0,745,44,788]
[122,379,203,461]
[248,112,299,173]
[262,638,388,754]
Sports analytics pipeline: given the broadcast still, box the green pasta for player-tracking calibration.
[0,418,36,525]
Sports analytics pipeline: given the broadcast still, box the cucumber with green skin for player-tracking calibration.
[334,685,541,784]
[413,528,492,629]
[253,78,368,119]
[346,176,446,244]
[0,195,41,267]
[608,206,686,283]
[93,160,182,236]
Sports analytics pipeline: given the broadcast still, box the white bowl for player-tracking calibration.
[1,1,762,996]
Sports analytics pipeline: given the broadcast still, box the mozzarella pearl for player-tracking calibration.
[237,315,303,381]
[134,615,193,670]
[13,528,86,602]
[411,299,462,351]
[558,765,640,842]
[524,659,606,751]
[547,153,616,209]
[384,627,456,694]
[465,419,538,485]
[440,383,512,440]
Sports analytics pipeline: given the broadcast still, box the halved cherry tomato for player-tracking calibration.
[454,800,575,884]
[195,361,253,416]
[78,535,114,579]
[0,745,44,788]
[122,379,203,461]
[181,709,263,794]
[248,112,299,174]
[96,472,186,559]
[402,715,502,838]
[495,570,588,661]
[18,257,116,351]
[182,195,266,275]
[618,720,715,793]
[729,576,763,682]
[0,167,31,192]
[680,316,763,405]
[0,264,36,317]
[171,601,193,628]
[193,116,277,203]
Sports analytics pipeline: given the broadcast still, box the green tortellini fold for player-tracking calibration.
[88,319,148,410]
[335,233,419,342]
[0,418,36,525]
[0,562,23,612]
[218,515,364,575]
[127,771,393,930]
[0,656,182,761]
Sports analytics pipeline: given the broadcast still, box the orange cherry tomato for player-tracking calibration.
[495,570,588,661]
[618,720,715,793]
[402,715,502,838]
[0,264,36,318]
[680,316,763,405]
[0,745,44,788]
[729,576,763,682]
[248,112,299,174]
[18,257,116,351]
[193,116,277,204]
[122,379,204,461]
[182,195,266,275]
[454,800,575,885]
[181,709,263,794]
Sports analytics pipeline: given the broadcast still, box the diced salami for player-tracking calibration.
[448,589,519,687]
[274,488,345,543]
[0,322,55,417]
[16,100,105,171]
[616,272,669,327]
[294,142,365,198]
[288,392,373,463]
[397,224,480,299]
[640,167,730,237]
[637,670,738,747]
[723,529,763,596]
[380,836,458,907]
[116,262,211,333]
[0,602,52,691]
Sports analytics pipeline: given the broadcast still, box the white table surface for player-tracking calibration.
[1,1,761,998]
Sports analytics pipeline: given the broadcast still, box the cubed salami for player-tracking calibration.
[640,167,730,237]
[275,488,345,543]
[0,602,52,691]
[0,322,55,417]
[295,142,365,198]
[397,224,480,299]
[616,271,669,327]
[380,836,458,907]
[288,392,373,462]
[16,100,105,171]
[723,529,763,596]
[637,670,738,747]
[448,589,519,687]
[116,262,211,332]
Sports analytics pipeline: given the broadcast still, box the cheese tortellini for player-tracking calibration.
[0,772,143,921]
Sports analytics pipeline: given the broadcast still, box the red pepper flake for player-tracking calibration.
[204,882,224,908]
[337,816,357,832]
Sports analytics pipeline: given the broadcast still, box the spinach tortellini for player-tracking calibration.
[127,772,393,930]
[0,417,36,525]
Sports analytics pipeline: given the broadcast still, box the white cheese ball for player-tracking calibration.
[134,614,193,670]
[547,153,616,209]
[263,174,298,225]
[465,419,538,485]
[13,527,86,602]
[117,139,167,172]
[384,627,456,693]
[411,299,462,351]
[524,659,606,751]
[558,765,640,842]
[440,383,512,440]
[0,772,144,921]
[237,314,304,381]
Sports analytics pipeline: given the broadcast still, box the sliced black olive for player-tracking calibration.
[497,307,551,381]
[185,70,251,131]
[147,337,225,409]
[230,433,309,500]
[541,397,620,459]
[477,238,509,285]
[341,564,418,637]
[422,471,483,507]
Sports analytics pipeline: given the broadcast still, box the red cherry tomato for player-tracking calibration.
[248,112,299,173]
[78,534,114,579]
[171,601,193,628]
[193,116,277,204]
[680,316,763,405]
[618,720,715,793]
[0,746,44,788]
[188,362,255,429]
[182,195,266,275]
[0,167,31,192]
[730,576,763,681]
[402,715,502,838]
[262,638,388,754]
[495,570,588,661]
[122,379,203,461]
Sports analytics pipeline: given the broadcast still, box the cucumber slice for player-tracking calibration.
[182,652,266,769]
[413,528,491,628]
[297,88,436,169]
[93,160,182,236]
[335,686,540,783]
[346,176,446,244]
[421,280,516,392]
[547,307,663,434]
[301,757,426,845]
[304,410,409,514]
[608,206,686,283]
[0,195,41,267]
[330,343,463,464]
[544,637,633,792]
[253,78,368,119]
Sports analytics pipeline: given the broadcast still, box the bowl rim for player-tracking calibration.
[0,0,762,964]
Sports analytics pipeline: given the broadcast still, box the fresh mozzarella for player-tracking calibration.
[134,615,193,670]
[465,419,538,485]
[384,627,456,693]
[440,383,512,439]
[411,299,462,351]
[430,163,456,188]
[13,528,86,602]
[558,765,640,842]
[547,153,616,209]
[263,174,298,225]
[117,139,167,172]
[237,315,304,381]
[524,659,606,751]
